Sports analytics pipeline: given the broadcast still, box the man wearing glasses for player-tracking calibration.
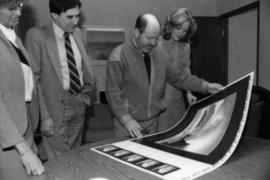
[0,0,45,179]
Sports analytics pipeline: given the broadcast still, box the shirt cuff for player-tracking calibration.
[120,114,133,124]
[201,81,209,94]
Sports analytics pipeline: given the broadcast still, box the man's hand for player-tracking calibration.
[15,141,44,176]
[186,92,197,105]
[41,118,54,136]
[124,119,142,138]
[77,93,91,106]
[206,82,224,94]
[21,149,45,176]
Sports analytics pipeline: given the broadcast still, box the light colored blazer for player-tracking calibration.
[0,30,46,149]
[25,22,94,131]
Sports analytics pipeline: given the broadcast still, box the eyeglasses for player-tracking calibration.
[7,2,23,11]
[0,1,24,11]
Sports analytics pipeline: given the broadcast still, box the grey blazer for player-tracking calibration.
[25,22,94,131]
[0,30,48,148]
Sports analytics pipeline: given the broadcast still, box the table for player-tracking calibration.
[31,137,270,180]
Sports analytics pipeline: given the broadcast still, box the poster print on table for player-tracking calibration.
[94,145,180,175]
[92,72,254,180]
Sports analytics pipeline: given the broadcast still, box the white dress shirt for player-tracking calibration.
[0,24,34,102]
[52,22,83,90]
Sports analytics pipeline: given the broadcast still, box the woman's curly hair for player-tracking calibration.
[162,8,197,41]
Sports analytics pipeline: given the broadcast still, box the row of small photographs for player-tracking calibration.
[95,145,180,175]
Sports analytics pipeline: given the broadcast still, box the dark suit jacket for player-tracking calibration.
[25,22,94,131]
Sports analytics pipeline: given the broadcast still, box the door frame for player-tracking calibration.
[221,2,260,85]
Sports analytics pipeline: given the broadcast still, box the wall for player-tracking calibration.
[80,0,217,38]
[216,0,258,15]
[17,0,50,40]
[259,0,270,90]
[227,9,258,85]
[20,0,217,40]
[216,0,270,90]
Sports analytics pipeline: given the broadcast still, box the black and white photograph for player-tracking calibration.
[1,0,269,179]
[121,154,145,162]
[151,164,179,175]
[156,93,236,155]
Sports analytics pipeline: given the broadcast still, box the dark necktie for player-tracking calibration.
[64,32,81,94]
[10,42,29,66]
[143,52,151,83]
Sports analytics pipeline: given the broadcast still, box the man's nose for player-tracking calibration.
[72,17,79,25]
[14,8,22,16]
[150,39,157,46]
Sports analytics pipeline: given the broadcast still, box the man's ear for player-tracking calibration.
[134,28,140,38]
[51,13,58,21]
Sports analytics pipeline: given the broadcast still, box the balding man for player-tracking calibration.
[106,14,223,138]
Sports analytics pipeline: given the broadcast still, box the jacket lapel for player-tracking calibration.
[0,30,11,47]
[0,31,24,73]
[44,23,63,87]
[16,38,31,64]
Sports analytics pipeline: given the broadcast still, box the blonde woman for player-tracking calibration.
[160,8,198,130]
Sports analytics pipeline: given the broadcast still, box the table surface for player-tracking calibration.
[30,136,270,180]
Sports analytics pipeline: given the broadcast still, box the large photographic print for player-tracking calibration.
[156,93,236,156]
[92,72,254,180]
[134,72,253,164]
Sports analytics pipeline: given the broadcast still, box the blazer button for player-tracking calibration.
[61,99,64,103]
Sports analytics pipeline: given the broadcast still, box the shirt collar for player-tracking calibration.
[0,23,16,45]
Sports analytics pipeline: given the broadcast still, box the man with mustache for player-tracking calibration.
[106,13,223,138]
